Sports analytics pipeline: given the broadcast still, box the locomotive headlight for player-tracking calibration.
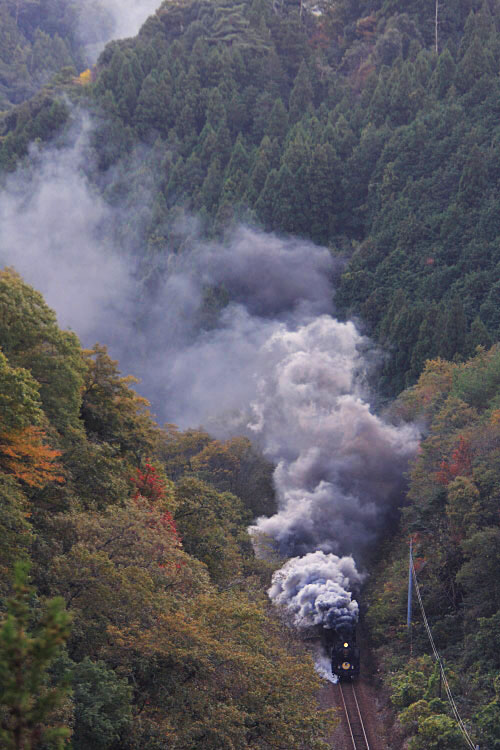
[342,662,350,670]
[343,642,349,647]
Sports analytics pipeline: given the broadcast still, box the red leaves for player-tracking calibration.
[160,510,179,538]
[131,461,166,503]
[436,436,472,485]
[131,462,181,549]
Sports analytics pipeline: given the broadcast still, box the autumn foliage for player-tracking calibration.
[131,461,181,546]
[436,436,473,485]
[131,461,167,504]
[367,344,500,750]
[0,426,64,488]
[0,272,332,750]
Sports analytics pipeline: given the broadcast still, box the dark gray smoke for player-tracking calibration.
[247,315,420,559]
[143,228,337,428]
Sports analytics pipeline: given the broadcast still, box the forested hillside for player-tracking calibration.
[366,347,500,748]
[83,0,500,395]
[0,269,334,749]
[0,0,92,108]
[3,0,500,394]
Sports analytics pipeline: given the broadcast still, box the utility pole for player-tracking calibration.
[407,538,413,655]
[435,0,439,55]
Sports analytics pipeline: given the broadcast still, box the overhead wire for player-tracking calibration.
[409,555,478,750]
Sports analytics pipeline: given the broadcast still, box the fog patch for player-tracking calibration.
[78,0,161,62]
[0,118,135,348]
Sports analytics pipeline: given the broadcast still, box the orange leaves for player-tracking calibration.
[490,409,500,426]
[0,426,64,487]
[417,358,454,403]
[356,14,377,38]
[412,556,427,575]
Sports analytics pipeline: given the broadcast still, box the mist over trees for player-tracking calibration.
[2,0,490,396]
[4,0,500,399]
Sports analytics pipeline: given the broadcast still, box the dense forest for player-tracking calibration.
[2,0,500,748]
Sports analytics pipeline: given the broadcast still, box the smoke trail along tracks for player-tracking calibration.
[338,681,371,750]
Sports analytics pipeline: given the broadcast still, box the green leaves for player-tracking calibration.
[71,658,132,750]
[0,561,72,750]
[0,350,42,432]
[0,269,86,433]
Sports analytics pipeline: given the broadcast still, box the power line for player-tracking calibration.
[409,549,478,750]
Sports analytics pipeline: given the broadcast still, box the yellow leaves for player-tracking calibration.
[414,358,454,404]
[0,426,64,487]
[396,357,456,424]
[422,357,455,379]
[490,409,500,425]
[76,68,92,85]
[190,439,241,487]
[160,425,212,479]
[81,344,160,456]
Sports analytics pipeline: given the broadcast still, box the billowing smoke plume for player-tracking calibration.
[0,115,420,660]
[268,551,363,631]
[0,119,338,430]
[244,315,420,559]
[269,551,362,682]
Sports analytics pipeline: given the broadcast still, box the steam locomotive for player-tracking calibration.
[326,626,360,679]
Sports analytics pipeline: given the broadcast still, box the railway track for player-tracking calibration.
[338,680,371,750]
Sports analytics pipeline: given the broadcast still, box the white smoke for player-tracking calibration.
[314,652,338,684]
[96,0,160,40]
[268,551,363,630]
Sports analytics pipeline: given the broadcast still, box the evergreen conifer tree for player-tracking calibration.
[0,562,72,750]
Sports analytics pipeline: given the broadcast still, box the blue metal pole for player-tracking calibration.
[407,538,413,631]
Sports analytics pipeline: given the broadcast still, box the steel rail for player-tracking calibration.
[338,681,371,750]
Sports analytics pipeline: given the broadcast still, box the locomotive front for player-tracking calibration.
[330,628,360,679]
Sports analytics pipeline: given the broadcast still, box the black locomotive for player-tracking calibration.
[325,626,360,679]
